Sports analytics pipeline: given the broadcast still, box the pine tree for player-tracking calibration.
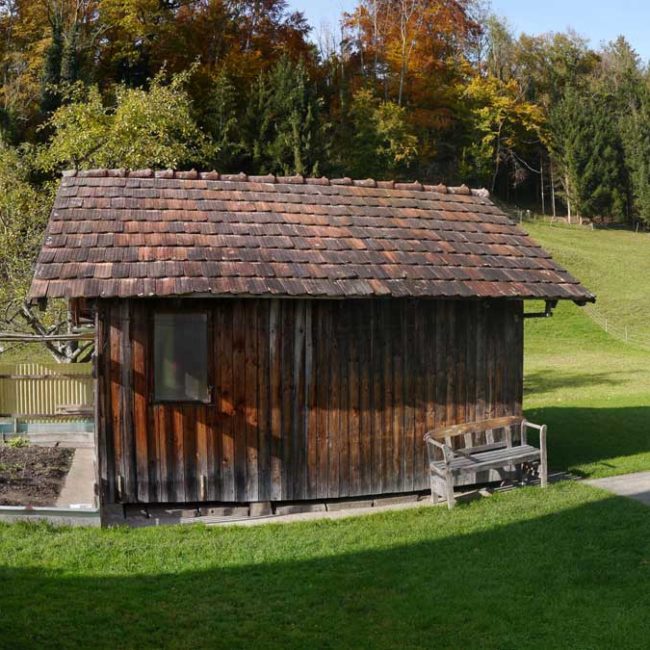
[550,88,627,220]
[344,88,418,179]
[621,91,650,225]
[40,19,64,115]
[204,70,244,171]
[243,56,327,176]
[243,72,272,172]
[60,23,80,85]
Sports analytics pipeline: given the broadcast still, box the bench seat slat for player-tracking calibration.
[430,445,541,473]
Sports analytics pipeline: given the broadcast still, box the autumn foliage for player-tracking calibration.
[1,0,650,317]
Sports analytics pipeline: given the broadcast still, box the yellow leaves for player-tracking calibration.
[462,73,547,187]
[98,0,168,63]
[465,74,545,144]
[39,72,208,171]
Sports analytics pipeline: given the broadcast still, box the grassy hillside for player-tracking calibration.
[525,219,650,340]
[523,220,650,478]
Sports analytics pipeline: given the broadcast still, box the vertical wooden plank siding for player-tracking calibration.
[347,303,361,496]
[97,298,524,505]
[217,302,235,501]
[232,302,247,501]
[358,302,372,496]
[315,302,330,500]
[326,304,340,499]
[96,303,113,503]
[108,302,123,499]
[257,301,271,502]
[131,302,150,502]
[338,304,350,497]
[268,301,283,501]
[244,300,259,501]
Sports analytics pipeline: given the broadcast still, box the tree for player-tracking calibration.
[243,56,328,176]
[39,71,209,171]
[463,74,544,192]
[97,0,313,87]
[0,143,52,318]
[344,0,480,105]
[203,70,245,172]
[39,1,103,115]
[344,88,417,178]
[550,88,627,221]
[482,14,515,82]
[40,18,64,114]
[621,90,650,225]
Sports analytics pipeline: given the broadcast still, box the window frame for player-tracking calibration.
[150,307,213,405]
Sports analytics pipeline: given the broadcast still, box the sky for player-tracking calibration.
[289,0,650,61]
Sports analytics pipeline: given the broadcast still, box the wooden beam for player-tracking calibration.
[0,332,95,342]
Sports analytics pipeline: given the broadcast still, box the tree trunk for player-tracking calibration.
[550,162,557,218]
[491,122,504,194]
[540,154,546,215]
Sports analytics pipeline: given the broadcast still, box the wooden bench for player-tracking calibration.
[424,416,548,509]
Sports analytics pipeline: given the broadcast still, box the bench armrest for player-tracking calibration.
[522,421,548,487]
[521,420,546,446]
[424,435,456,465]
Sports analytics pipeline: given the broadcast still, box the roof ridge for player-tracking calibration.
[62,169,491,198]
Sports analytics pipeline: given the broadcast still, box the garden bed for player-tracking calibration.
[0,443,74,506]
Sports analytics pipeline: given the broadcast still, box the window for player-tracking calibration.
[154,312,209,402]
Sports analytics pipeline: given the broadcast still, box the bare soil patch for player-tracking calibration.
[0,444,74,506]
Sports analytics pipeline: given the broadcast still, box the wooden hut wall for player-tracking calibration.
[96,298,524,505]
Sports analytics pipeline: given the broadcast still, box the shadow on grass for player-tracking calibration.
[524,406,650,475]
[524,370,626,396]
[2,496,649,649]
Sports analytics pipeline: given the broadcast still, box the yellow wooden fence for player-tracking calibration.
[0,363,93,419]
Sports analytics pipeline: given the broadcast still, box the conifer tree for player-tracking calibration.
[40,19,64,115]
[344,88,418,179]
[243,56,327,176]
[60,23,80,85]
[550,88,627,220]
[621,92,650,225]
[204,70,244,172]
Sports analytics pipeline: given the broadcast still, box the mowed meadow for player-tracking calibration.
[1,220,650,649]
[524,219,650,478]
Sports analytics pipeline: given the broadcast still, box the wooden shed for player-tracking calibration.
[29,170,594,511]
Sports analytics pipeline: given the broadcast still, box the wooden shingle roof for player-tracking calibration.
[29,169,595,303]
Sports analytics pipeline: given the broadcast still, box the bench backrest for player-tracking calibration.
[424,416,524,460]
[428,416,524,442]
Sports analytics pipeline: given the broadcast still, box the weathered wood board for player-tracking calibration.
[96,298,524,505]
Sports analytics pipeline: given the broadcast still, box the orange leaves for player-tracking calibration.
[344,1,479,106]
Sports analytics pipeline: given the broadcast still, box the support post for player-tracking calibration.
[540,425,548,488]
[430,474,439,505]
[445,470,456,510]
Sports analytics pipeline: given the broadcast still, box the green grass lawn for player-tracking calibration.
[1,482,649,649]
[1,219,650,649]
[524,219,650,478]
[525,219,650,339]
